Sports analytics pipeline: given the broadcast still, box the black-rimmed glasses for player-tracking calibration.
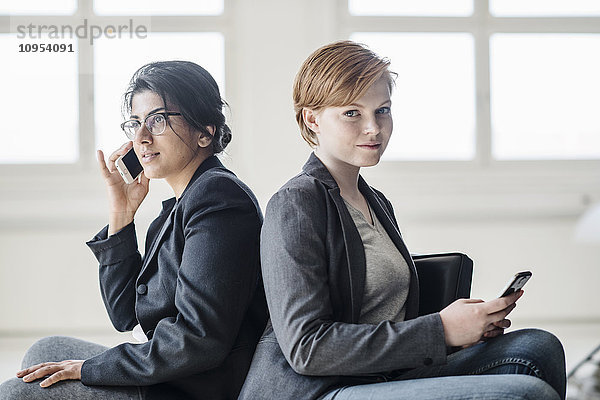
[121,112,182,140]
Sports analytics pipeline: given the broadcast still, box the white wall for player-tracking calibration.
[1,0,599,335]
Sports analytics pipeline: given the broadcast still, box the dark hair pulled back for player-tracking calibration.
[123,60,231,153]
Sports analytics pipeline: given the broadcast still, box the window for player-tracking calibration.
[0,0,76,15]
[349,0,472,16]
[0,34,78,163]
[1,1,225,165]
[93,0,223,16]
[490,34,600,160]
[345,0,600,163]
[490,0,600,17]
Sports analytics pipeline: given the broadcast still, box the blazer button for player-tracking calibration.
[137,284,148,295]
[423,357,433,366]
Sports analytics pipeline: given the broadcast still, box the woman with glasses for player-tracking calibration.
[0,61,267,400]
[238,41,566,400]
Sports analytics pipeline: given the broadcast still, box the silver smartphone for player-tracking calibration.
[499,271,532,297]
[115,148,143,184]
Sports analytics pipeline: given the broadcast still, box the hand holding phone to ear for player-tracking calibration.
[97,142,150,235]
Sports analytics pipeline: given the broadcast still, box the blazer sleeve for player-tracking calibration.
[371,187,400,231]
[81,176,262,387]
[86,222,141,332]
[261,187,447,376]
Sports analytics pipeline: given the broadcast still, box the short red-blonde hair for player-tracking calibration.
[293,40,394,147]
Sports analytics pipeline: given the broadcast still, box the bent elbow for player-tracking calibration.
[288,357,311,375]
[286,343,326,376]
[288,357,327,376]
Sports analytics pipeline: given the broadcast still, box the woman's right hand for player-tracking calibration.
[97,142,150,235]
[439,290,523,347]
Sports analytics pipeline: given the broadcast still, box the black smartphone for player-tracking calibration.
[499,271,532,297]
[115,147,143,184]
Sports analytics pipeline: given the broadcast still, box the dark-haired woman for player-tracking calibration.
[0,61,268,400]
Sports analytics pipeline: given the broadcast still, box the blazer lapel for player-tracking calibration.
[138,155,224,278]
[329,187,366,323]
[138,202,176,278]
[303,153,366,322]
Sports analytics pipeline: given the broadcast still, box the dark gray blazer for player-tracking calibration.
[239,153,448,400]
[85,156,268,400]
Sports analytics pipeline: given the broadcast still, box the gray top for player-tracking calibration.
[344,199,410,324]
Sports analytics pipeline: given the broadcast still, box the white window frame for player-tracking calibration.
[337,0,600,218]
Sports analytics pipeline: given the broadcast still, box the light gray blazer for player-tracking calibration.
[239,153,448,400]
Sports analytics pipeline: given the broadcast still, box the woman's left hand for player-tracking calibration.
[483,318,512,339]
[460,318,511,349]
[16,360,84,388]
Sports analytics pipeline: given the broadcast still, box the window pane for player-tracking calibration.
[490,34,600,160]
[94,32,225,155]
[490,0,600,17]
[351,33,475,160]
[94,0,223,15]
[349,0,472,16]
[0,35,78,163]
[0,0,76,15]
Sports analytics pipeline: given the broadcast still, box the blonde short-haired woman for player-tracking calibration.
[239,41,566,400]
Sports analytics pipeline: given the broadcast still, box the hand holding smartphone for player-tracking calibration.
[499,271,532,298]
[115,148,143,184]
